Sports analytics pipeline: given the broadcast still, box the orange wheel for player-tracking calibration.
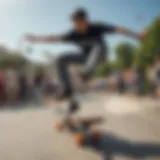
[73,132,85,146]
[54,121,64,131]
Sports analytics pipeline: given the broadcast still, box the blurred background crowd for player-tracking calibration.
[91,55,160,97]
[0,67,55,106]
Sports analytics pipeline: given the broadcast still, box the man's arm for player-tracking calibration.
[24,34,62,43]
[115,26,145,40]
[99,23,145,40]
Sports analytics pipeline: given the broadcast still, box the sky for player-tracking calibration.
[0,0,160,61]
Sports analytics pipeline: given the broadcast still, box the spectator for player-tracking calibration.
[5,68,18,103]
[33,72,44,104]
[117,72,125,93]
[43,74,57,96]
[136,68,146,95]
[153,56,160,97]
[0,70,6,106]
[18,72,28,102]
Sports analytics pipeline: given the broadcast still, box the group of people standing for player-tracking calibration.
[0,68,46,106]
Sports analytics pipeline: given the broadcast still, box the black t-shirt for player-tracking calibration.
[61,22,116,54]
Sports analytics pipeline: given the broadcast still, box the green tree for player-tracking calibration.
[95,62,115,77]
[0,54,28,69]
[115,42,136,69]
[136,16,160,68]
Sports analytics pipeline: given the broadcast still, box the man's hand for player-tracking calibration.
[116,26,146,40]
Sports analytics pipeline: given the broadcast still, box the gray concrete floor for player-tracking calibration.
[0,94,160,160]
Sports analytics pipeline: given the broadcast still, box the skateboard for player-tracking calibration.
[53,98,103,146]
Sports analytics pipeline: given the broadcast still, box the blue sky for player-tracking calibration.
[0,0,159,61]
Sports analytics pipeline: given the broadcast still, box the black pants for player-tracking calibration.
[56,44,106,92]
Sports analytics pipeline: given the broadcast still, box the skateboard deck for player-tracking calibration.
[54,116,104,131]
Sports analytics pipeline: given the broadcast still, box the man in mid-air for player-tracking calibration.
[25,8,144,99]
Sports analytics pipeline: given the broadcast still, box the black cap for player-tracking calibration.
[71,8,88,20]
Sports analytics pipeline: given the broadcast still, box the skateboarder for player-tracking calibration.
[24,8,144,100]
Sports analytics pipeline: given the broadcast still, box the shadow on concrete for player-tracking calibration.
[89,133,160,160]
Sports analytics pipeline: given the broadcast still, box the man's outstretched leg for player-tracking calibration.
[80,45,106,82]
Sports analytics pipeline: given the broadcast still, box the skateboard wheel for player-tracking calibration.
[54,121,64,131]
[73,132,85,146]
